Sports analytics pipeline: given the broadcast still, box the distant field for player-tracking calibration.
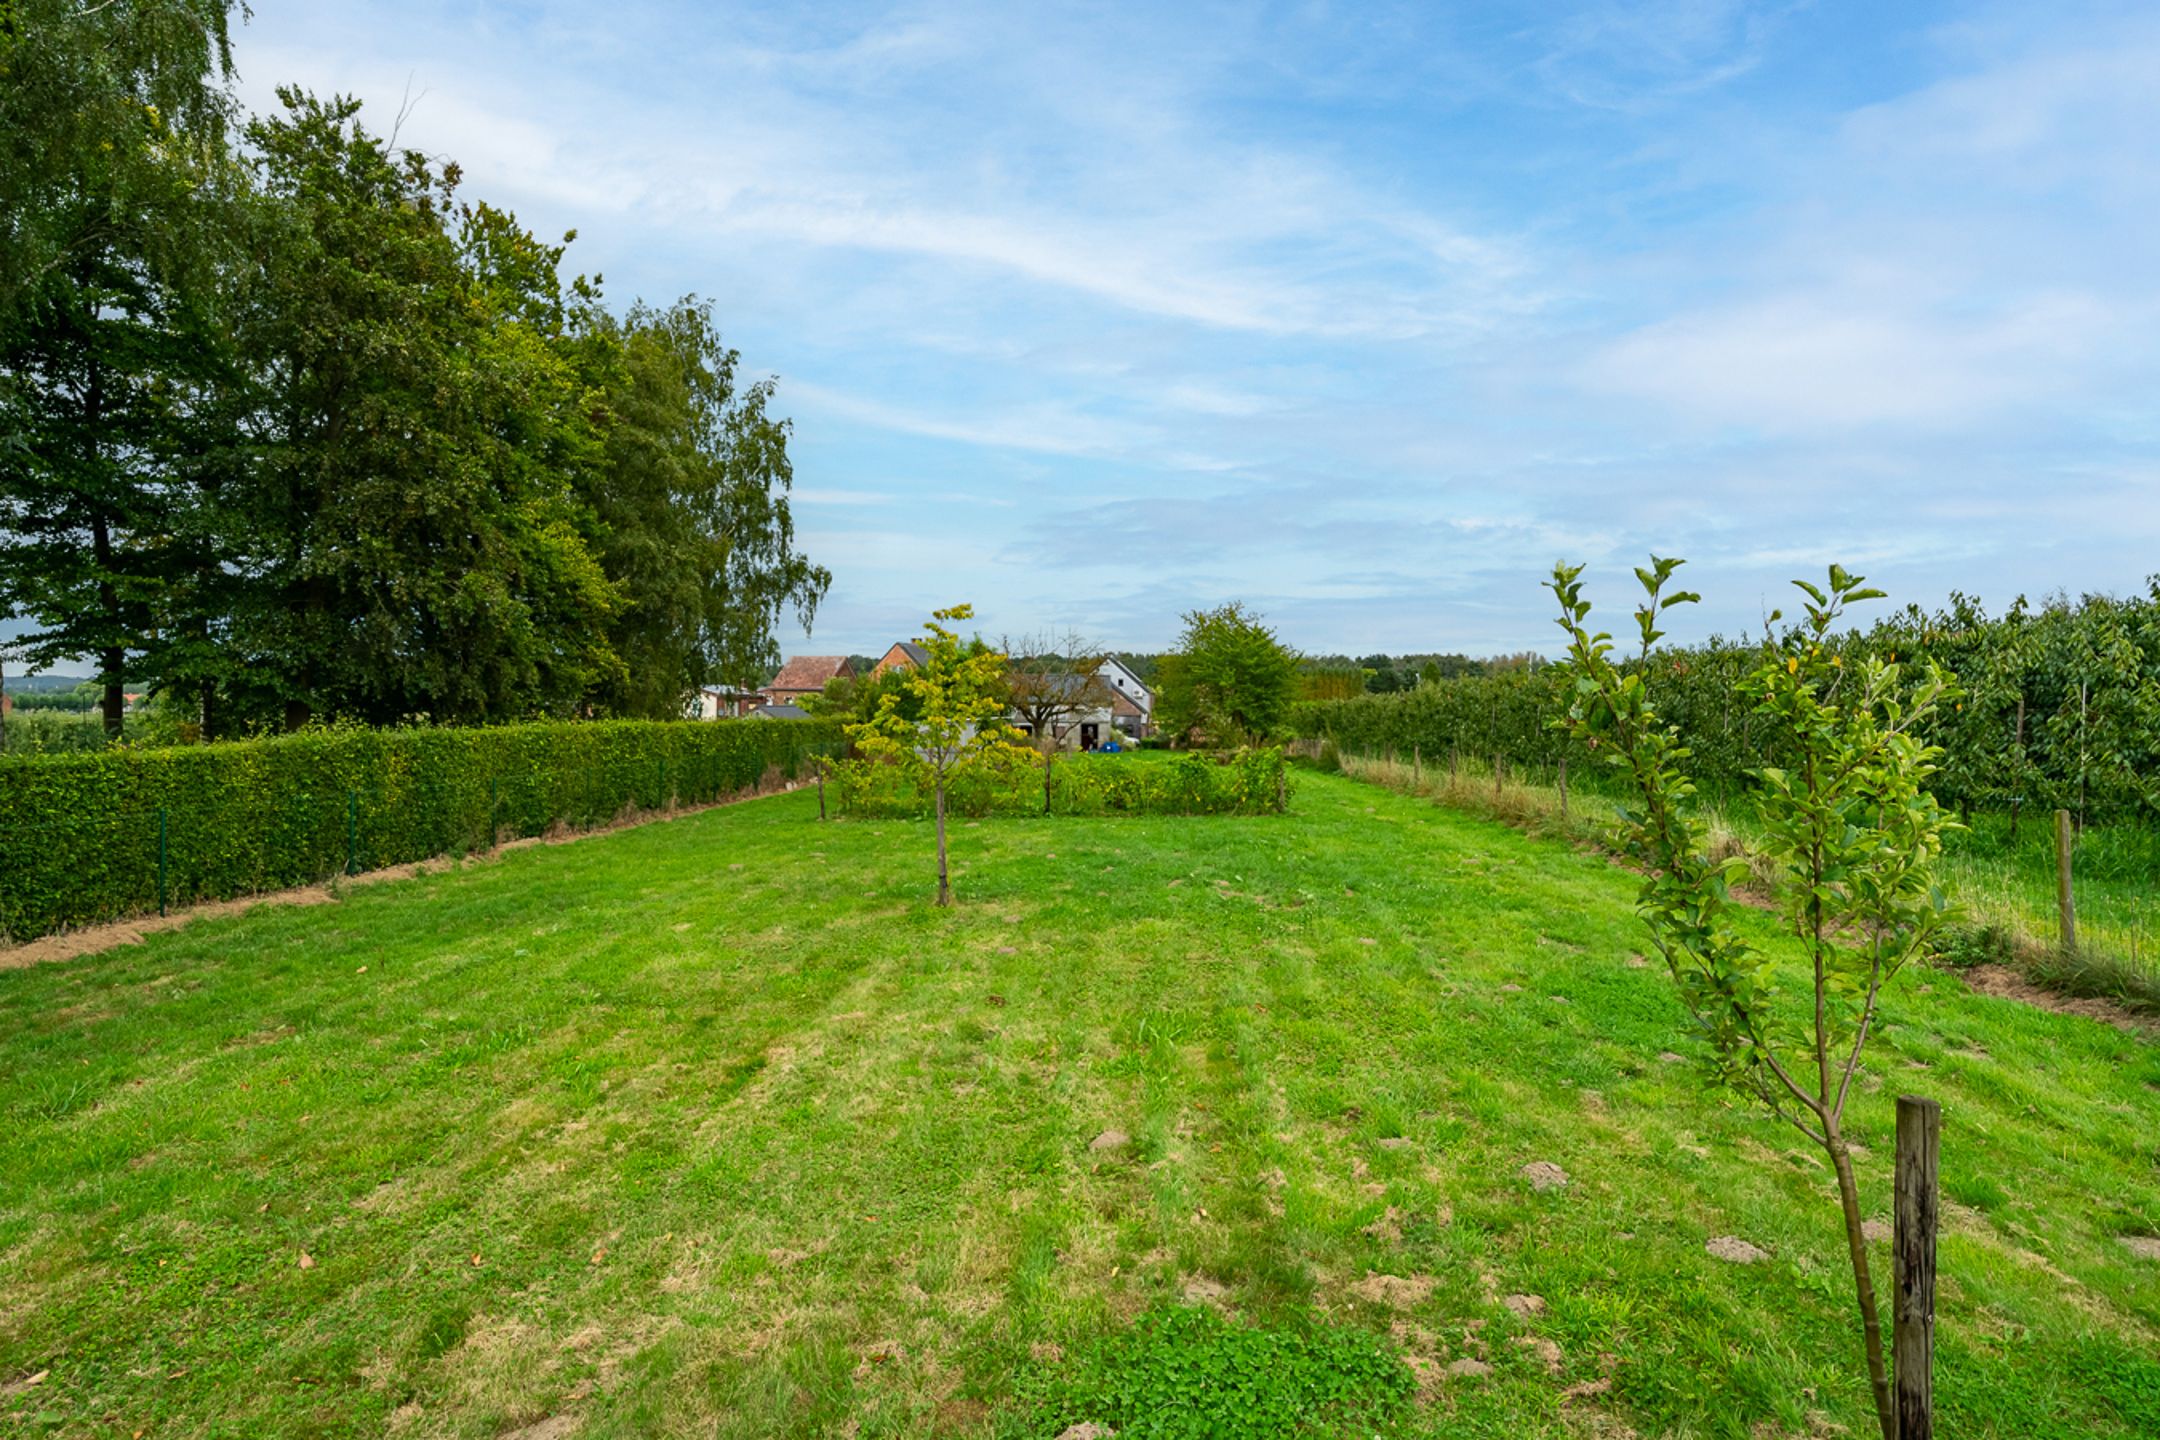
[3,770,2157,1438]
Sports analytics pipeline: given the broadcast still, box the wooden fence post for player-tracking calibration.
[2054,808,2076,951]
[1449,745,1458,781]
[1894,1095,1941,1440]
[1412,744,1421,786]
[1493,753,1503,801]
[817,759,827,821]
[1558,757,1568,819]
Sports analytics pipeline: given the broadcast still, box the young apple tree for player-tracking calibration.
[1547,559,1956,1440]
[848,605,1030,906]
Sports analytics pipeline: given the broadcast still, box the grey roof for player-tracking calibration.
[752,703,812,719]
[893,640,930,665]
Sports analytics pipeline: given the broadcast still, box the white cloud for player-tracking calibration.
[786,381,1157,459]
[1585,290,2122,430]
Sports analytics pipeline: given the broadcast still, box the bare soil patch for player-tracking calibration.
[1964,964,2152,1036]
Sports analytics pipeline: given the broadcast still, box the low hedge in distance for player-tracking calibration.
[831,747,1289,819]
[0,717,842,942]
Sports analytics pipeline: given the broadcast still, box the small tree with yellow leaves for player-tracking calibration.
[848,605,1031,906]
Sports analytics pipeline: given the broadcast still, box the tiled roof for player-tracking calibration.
[768,655,851,691]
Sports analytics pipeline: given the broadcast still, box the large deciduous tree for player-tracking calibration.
[570,298,830,718]
[227,90,618,728]
[1156,602,1299,747]
[5,38,828,735]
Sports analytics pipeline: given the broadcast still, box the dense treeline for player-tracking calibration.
[1293,585,2160,828]
[1,3,827,739]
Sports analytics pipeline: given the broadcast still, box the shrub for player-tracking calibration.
[0,717,841,941]
[830,748,1288,819]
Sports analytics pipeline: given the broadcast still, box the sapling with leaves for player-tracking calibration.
[847,605,1031,906]
[1546,558,1957,1440]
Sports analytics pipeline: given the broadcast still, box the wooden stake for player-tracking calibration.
[1894,1095,1940,1440]
[817,759,827,821]
[1493,753,1503,800]
[1558,756,1568,818]
[1412,744,1421,786]
[2054,808,2076,951]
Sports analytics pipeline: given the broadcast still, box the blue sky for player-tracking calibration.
[214,1,2160,656]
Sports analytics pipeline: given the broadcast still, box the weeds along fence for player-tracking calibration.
[829,748,1289,819]
[1322,741,2160,1012]
[0,717,843,943]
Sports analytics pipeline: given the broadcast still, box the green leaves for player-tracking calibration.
[831,747,1288,819]
[0,715,842,941]
[1546,557,1957,1135]
[1156,603,1300,747]
[849,605,1029,774]
[1019,1305,1413,1440]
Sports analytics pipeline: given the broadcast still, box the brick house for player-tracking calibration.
[870,641,929,678]
[764,655,854,707]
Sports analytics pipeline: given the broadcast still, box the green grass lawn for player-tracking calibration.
[4,769,2158,1438]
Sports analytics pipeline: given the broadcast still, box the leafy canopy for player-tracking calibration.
[1156,601,1299,747]
[846,605,1031,784]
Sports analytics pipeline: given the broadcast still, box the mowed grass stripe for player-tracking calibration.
[1,770,2156,1438]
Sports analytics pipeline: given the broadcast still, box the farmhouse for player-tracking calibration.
[1098,657,1152,737]
[1013,657,1155,750]
[764,655,853,707]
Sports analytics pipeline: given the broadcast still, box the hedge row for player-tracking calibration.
[831,748,1289,819]
[0,717,842,942]
[1290,672,1596,782]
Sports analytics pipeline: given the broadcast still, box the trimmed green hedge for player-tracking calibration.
[832,748,1289,819]
[0,717,842,942]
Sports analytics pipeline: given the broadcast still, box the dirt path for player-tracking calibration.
[1962,963,2154,1036]
[0,778,812,972]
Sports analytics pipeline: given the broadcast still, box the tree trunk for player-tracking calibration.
[935,775,951,907]
[100,644,126,737]
[1826,1124,1896,1440]
[90,511,125,738]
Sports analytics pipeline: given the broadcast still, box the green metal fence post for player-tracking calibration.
[157,807,169,917]
[489,775,499,849]
[346,789,358,876]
